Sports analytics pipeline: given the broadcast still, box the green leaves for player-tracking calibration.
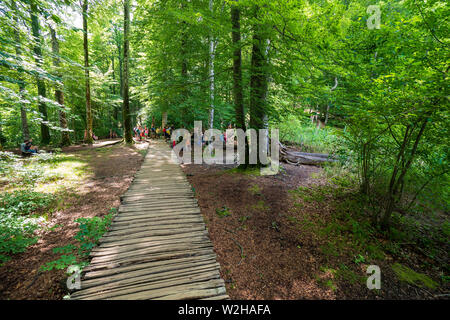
[40,212,114,272]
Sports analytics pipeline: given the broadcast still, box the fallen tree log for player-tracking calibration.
[279,141,337,165]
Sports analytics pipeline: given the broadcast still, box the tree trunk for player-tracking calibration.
[324,77,338,125]
[231,3,245,131]
[82,0,93,144]
[231,2,248,167]
[249,7,268,166]
[12,0,30,141]
[30,2,50,145]
[162,112,168,130]
[122,0,133,144]
[381,118,428,230]
[50,26,71,147]
[208,0,215,130]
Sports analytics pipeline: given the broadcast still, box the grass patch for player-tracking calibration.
[226,166,261,177]
[248,183,262,196]
[251,200,269,212]
[392,263,439,289]
[216,206,232,218]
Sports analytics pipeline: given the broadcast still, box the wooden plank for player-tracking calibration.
[120,198,197,207]
[82,248,216,273]
[110,217,204,231]
[112,214,203,225]
[74,279,224,300]
[118,204,197,213]
[73,274,223,300]
[101,225,206,241]
[113,211,202,222]
[154,287,227,300]
[90,242,213,265]
[94,230,208,248]
[114,280,226,300]
[79,262,220,292]
[83,254,217,280]
[200,294,230,300]
[90,235,210,257]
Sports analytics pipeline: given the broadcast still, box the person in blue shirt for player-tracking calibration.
[21,139,38,154]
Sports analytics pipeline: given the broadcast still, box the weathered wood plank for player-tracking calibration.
[82,248,216,273]
[84,254,217,280]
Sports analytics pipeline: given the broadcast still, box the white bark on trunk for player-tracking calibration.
[208,0,215,129]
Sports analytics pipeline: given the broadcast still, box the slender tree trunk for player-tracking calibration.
[50,26,71,147]
[231,2,248,167]
[231,3,245,131]
[324,77,338,125]
[12,0,30,141]
[208,0,215,129]
[111,55,119,125]
[179,2,188,123]
[122,0,133,143]
[249,7,268,166]
[114,27,124,98]
[30,2,50,145]
[381,118,428,230]
[82,0,93,144]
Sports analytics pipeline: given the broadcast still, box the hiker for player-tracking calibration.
[151,125,156,138]
[21,139,38,155]
[136,126,141,140]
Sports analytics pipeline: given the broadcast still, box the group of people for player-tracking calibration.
[133,126,150,140]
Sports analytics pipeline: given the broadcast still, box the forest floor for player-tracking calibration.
[0,139,447,300]
[181,151,449,299]
[0,140,148,300]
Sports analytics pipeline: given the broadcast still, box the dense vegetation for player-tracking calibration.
[0,0,448,296]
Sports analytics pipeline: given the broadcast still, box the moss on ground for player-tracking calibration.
[392,263,438,289]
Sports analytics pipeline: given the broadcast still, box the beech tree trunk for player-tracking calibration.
[208,0,215,129]
[12,0,30,141]
[122,0,133,143]
[231,2,249,167]
[30,2,50,145]
[82,0,93,144]
[50,26,71,147]
[249,7,269,166]
[231,3,245,131]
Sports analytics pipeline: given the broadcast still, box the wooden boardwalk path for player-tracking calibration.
[71,140,228,300]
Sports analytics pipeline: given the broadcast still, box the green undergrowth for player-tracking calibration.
[216,206,232,218]
[0,151,90,265]
[225,166,262,177]
[40,209,116,272]
[287,171,447,291]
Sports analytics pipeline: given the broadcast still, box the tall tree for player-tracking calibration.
[30,1,51,144]
[82,0,93,144]
[49,25,71,147]
[231,2,245,131]
[248,7,269,166]
[231,1,249,167]
[208,0,215,129]
[12,0,29,141]
[122,0,133,143]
